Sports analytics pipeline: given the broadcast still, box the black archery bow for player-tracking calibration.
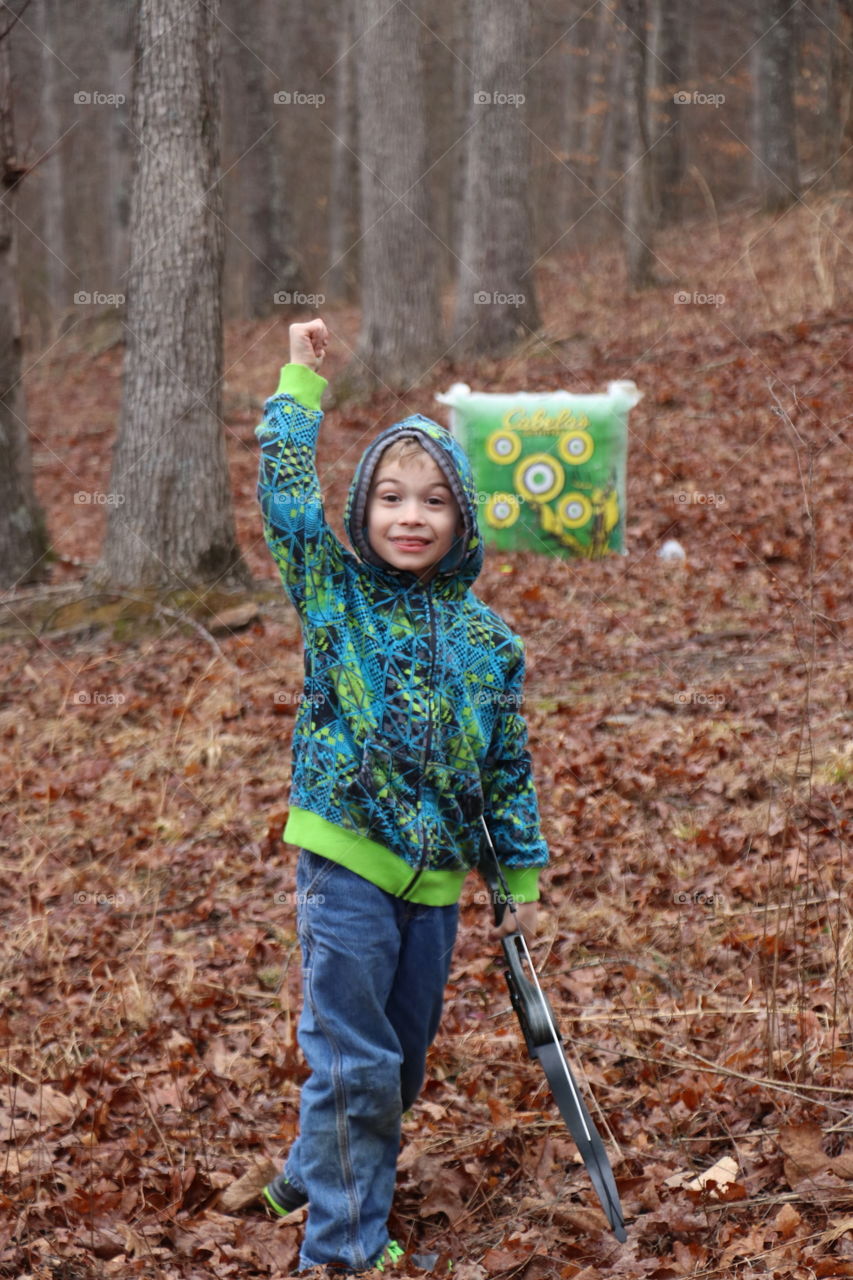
[480,816,627,1243]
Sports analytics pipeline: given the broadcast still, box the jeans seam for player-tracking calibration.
[305,955,367,1272]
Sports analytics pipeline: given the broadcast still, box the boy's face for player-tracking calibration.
[367,449,463,582]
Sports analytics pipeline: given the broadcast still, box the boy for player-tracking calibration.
[254,318,549,1273]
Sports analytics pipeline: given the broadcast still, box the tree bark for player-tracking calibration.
[821,0,853,183]
[622,0,656,290]
[650,0,688,222]
[90,0,249,591]
[752,0,799,209]
[39,0,69,338]
[325,0,357,302]
[0,28,49,589]
[452,0,541,357]
[223,0,300,318]
[349,0,441,391]
[594,10,627,237]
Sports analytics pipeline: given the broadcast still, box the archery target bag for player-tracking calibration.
[436,381,642,559]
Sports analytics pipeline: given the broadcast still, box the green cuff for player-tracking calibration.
[501,866,541,903]
[275,363,328,411]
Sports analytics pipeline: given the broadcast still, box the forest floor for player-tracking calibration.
[1,201,852,1279]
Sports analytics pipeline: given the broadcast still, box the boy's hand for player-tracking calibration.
[289,318,329,371]
[497,900,538,940]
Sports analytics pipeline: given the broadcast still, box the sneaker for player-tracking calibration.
[260,1172,308,1218]
[371,1240,405,1272]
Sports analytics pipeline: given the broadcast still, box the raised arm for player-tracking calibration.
[255,319,344,617]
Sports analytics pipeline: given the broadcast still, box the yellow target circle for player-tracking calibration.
[558,430,594,466]
[559,492,592,528]
[485,493,521,529]
[514,453,564,504]
[486,429,522,465]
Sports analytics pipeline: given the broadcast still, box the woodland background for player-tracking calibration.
[0,1,852,1278]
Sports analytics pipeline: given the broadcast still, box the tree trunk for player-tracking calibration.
[325,0,357,302]
[594,10,626,237]
[223,0,300,318]
[822,0,853,183]
[452,0,541,357]
[752,0,799,209]
[39,0,69,338]
[0,32,49,588]
[650,0,688,222]
[448,0,470,291]
[90,0,249,591]
[349,0,441,391]
[622,0,656,290]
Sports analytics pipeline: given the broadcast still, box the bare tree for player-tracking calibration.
[452,0,541,356]
[820,0,853,182]
[91,0,249,590]
[752,0,799,208]
[350,0,442,391]
[650,0,688,222]
[621,0,655,290]
[222,0,300,318]
[0,14,49,589]
[325,0,358,302]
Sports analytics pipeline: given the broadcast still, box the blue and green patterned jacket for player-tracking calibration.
[256,363,548,906]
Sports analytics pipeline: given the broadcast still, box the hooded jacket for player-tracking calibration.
[256,363,548,906]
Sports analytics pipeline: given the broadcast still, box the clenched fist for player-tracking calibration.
[289,318,329,372]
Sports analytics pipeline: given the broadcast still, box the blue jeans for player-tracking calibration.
[283,850,459,1272]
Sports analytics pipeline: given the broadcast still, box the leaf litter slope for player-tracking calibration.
[1,209,852,1278]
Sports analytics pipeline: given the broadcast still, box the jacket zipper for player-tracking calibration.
[400,582,437,902]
